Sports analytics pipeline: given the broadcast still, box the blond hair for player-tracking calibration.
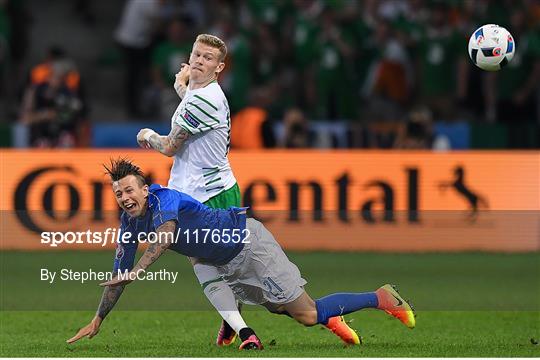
[195,34,227,62]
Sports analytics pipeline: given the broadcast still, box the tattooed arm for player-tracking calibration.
[136,124,190,157]
[130,220,175,273]
[96,285,125,319]
[68,223,175,343]
[100,221,176,287]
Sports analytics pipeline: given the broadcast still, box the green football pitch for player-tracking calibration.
[1,251,539,357]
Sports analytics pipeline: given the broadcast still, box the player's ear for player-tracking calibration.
[216,61,225,74]
[142,184,149,198]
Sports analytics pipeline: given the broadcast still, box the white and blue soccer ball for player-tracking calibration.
[468,24,515,71]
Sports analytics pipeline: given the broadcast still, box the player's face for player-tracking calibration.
[189,42,225,84]
[112,175,149,217]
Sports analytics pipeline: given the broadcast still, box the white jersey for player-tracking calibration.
[168,81,237,203]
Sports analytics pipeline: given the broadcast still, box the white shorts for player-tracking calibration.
[217,218,307,305]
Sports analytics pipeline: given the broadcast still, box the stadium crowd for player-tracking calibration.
[1,0,539,149]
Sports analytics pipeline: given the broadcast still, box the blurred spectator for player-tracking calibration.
[394,106,433,149]
[281,107,314,148]
[339,1,376,95]
[30,46,80,91]
[149,16,193,118]
[450,1,487,120]
[230,86,276,149]
[485,6,540,148]
[288,0,321,116]
[363,18,412,120]
[20,60,86,147]
[115,0,164,117]
[416,2,467,120]
[250,23,280,88]
[391,0,427,60]
[243,0,288,30]
[314,5,357,119]
[209,17,251,113]
[394,106,452,150]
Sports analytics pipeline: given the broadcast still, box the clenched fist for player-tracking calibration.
[136,128,155,149]
[174,63,190,98]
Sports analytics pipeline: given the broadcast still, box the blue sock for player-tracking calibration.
[315,292,379,325]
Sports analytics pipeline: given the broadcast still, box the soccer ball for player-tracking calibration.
[468,24,515,71]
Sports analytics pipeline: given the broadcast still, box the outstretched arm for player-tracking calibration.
[137,124,190,157]
[100,220,176,287]
[97,285,125,319]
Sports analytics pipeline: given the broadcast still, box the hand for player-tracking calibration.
[174,63,190,95]
[136,128,153,149]
[66,316,102,344]
[99,273,135,287]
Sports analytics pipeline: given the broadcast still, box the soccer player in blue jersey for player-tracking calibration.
[67,159,415,347]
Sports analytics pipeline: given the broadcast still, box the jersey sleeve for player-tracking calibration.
[150,188,180,229]
[112,214,139,274]
[174,94,222,135]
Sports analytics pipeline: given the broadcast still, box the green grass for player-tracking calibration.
[1,251,539,357]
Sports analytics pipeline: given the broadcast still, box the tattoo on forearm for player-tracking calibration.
[148,126,189,156]
[97,285,125,319]
[132,221,175,272]
[167,125,190,150]
[148,134,165,152]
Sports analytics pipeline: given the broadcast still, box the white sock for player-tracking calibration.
[193,263,247,333]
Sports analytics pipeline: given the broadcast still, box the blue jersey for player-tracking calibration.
[113,184,246,273]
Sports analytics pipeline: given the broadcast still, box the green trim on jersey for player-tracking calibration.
[205,177,222,186]
[203,182,241,209]
[185,109,214,130]
[194,94,218,111]
[188,102,220,123]
[203,169,220,177]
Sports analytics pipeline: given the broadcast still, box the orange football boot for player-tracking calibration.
[375,284,416,329]
[325,316,361,345]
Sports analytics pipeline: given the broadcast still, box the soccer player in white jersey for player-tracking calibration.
[135,34,359,348]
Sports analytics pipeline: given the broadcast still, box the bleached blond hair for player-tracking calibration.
[195,34,227,62]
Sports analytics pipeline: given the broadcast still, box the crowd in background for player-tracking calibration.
[1,0,539,149]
